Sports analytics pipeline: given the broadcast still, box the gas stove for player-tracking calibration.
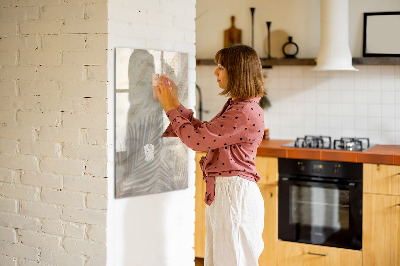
[283,135,373,151]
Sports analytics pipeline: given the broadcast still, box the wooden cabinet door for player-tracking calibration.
[195,152,207,258]
[259,185,278,266]
[276,241,362,266]
[364,164,400,196]
[255,156,278,186]
[363,193,400,266]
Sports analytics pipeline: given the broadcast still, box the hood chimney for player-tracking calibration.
[314,0,358,71]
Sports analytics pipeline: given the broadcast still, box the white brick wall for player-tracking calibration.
[0,0,108,265]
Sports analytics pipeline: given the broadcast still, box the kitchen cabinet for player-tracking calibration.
[195,152,207,258]
[194,154,279,265]
[363,163,400,266]
[276,241,362,266]
[363,163,400,196]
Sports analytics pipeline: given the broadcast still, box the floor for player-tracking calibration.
[195,257,204,266]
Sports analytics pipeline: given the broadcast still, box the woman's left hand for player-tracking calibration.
[153,76,175,113]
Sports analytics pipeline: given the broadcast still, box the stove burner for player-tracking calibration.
[295,135,332,149]
[333,137,370,151]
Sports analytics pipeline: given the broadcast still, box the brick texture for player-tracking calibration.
[0,1,108,264]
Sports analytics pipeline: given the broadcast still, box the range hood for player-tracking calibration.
[314,0,358,71]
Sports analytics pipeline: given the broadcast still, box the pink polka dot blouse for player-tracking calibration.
[162,97,265,205]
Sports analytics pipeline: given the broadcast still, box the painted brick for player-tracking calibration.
[0,241,39,261]
[0,110,16,125]
[16,111,61,127]
[86,193,107,210]
[0,126,34,141]
[81,128,107,145]
[0,255,16,266]
[86,256,106,266]
[19,51,61,66]
[0,183,39,201]
[85,34,107,51]
[64,222,85,239]
[0,138,18,153]
[42,34,86,51]
[37,66,83,82]
[0,81,15,96]
[18,259,43,266]
[38,127,79,143]
[40,158,84,176]
[40,249,85,266]
[85,4,107,20]
[0,226,17,243]
[62,19,107,34]
[0,154,39,173]
[0,168,15,183]
[0,66,36,81]
[63,144,107,161]
[38,96,87,113]
[0,7,39,22]
[41,219,64,236]
[87,225,105,243]
[4,0,62,6]
[41,188,85,208]
[41,4,84,20]
[63,113,106,129]
[20,200,61,219]
[21,171,62,189]
[18,80,60,97]
[20,21,61,35]
[19,140,58,157]
[85,65,107,81]
[64,175,107,194]
[0,36,40,52]
[19,230,61,251]
[63,50,107,66]
[61,207,106,226]
[61,81,107,98]
[63,237,106,257]
[0,51,17,65]
[0,197,17,213]
[6,96,40,112]
[0,213,41,231]
[84,160,106,177]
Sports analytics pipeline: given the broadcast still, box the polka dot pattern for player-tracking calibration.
[161,97,265,205]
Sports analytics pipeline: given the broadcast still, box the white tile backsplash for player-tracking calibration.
[196,65,400,144]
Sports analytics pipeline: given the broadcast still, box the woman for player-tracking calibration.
[153,44,266,266]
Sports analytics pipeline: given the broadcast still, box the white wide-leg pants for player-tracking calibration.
[205,176,265,266]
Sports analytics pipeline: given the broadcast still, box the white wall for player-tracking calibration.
[196,0,400,58]
[107,1,197,266]
[196,0,400,145]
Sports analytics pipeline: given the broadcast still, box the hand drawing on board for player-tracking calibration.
[115,48,188,198]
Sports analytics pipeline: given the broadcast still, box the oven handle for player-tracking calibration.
[280,177,357,189]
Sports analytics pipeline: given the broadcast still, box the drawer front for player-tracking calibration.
[277,241,362,266]
[364,164,400,196]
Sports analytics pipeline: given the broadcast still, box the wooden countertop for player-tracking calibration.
[256,139,400,165]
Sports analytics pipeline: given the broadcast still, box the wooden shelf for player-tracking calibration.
[196,57,400,67]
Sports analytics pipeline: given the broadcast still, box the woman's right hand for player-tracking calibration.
[160,74,180,108]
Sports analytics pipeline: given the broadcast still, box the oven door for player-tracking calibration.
[278,176,362,250]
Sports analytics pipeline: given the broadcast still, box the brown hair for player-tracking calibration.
[214,44,266,99]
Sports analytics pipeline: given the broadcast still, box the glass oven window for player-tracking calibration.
[290,186,350,230]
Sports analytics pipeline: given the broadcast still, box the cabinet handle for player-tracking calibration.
[307,252,328,256]
[397,204,400,207]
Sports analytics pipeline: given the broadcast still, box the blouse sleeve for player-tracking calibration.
[165,106,249,151]
[162,103,202,138]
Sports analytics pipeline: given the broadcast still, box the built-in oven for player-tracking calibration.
[278,158,363,250]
